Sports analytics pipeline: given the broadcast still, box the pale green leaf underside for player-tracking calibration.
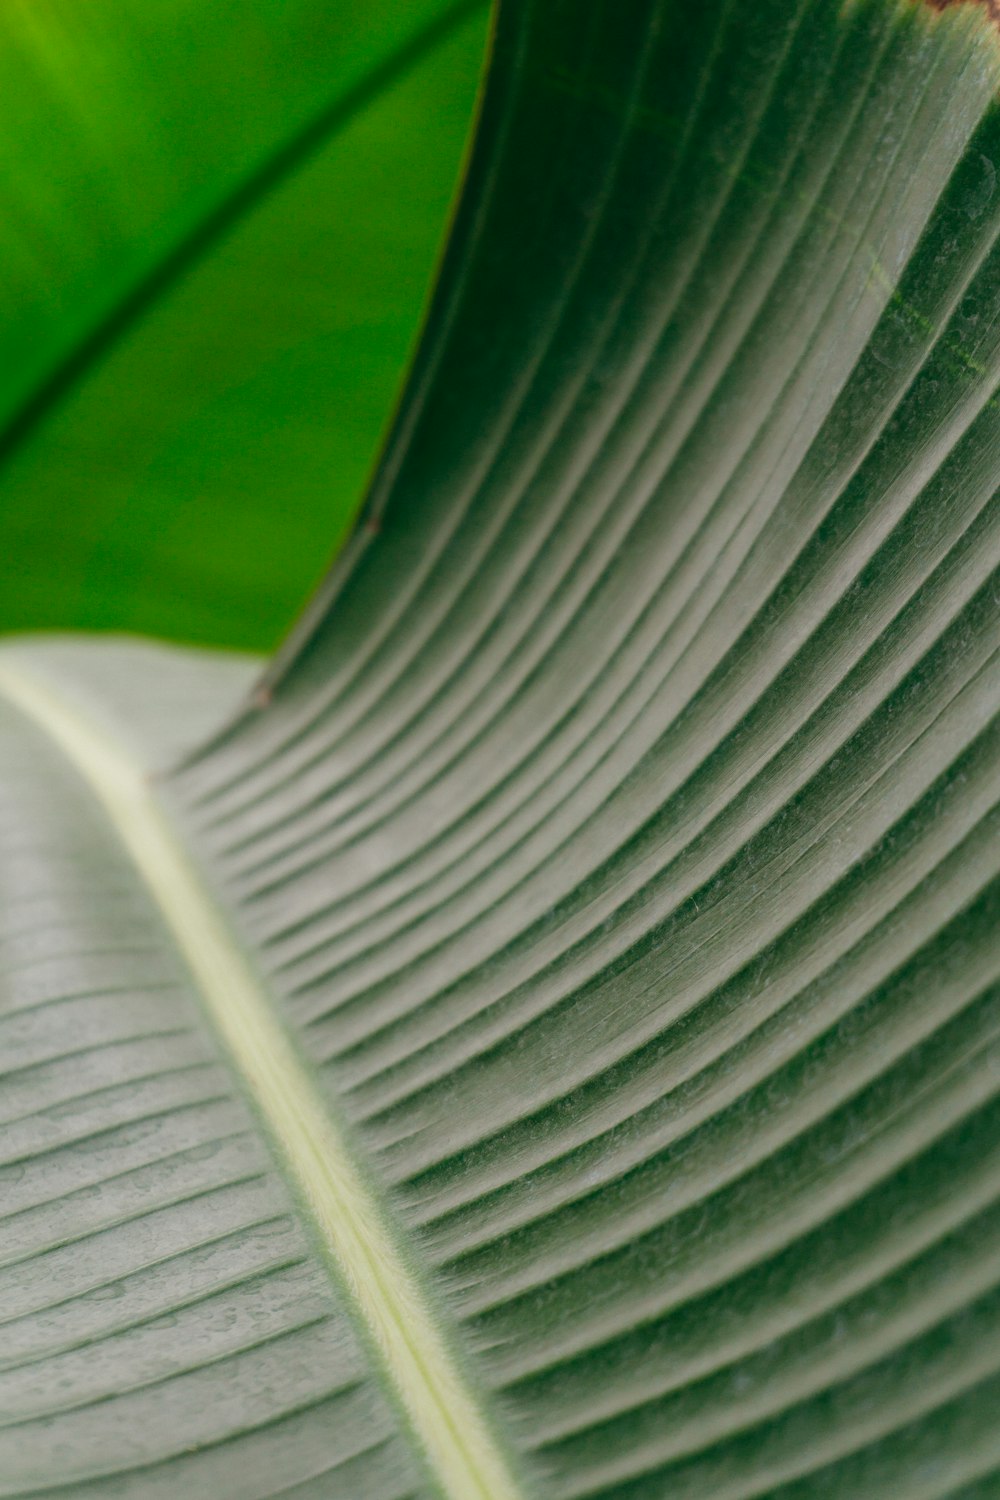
[0,644,420,1500]
[0,649,521,1500]
[4,0,1000,1497]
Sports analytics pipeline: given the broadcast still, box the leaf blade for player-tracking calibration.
[0,648,526,1500]
[7,0,1000,1494]
[0,647,422,1498]
[173,0,1000,1494]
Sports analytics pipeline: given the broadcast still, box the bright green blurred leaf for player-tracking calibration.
[0,0,488,649]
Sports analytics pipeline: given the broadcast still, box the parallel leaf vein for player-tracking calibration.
[0,658,524,1500]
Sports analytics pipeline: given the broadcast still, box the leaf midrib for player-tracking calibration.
[0,657,524,1500]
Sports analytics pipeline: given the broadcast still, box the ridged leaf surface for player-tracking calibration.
[3,0,1000,1497]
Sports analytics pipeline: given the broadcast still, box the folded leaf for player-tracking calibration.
[3,0,1000,1496]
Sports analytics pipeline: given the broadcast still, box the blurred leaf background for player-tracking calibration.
[0,0,489,651]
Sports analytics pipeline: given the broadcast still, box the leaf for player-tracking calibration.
[3,0,1000,1497]
[0,0,489,649]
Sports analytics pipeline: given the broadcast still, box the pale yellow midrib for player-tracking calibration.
[0,659,523,1500]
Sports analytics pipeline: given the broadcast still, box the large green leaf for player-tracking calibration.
[0,0,488,649]
[3,0,1000,1497]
